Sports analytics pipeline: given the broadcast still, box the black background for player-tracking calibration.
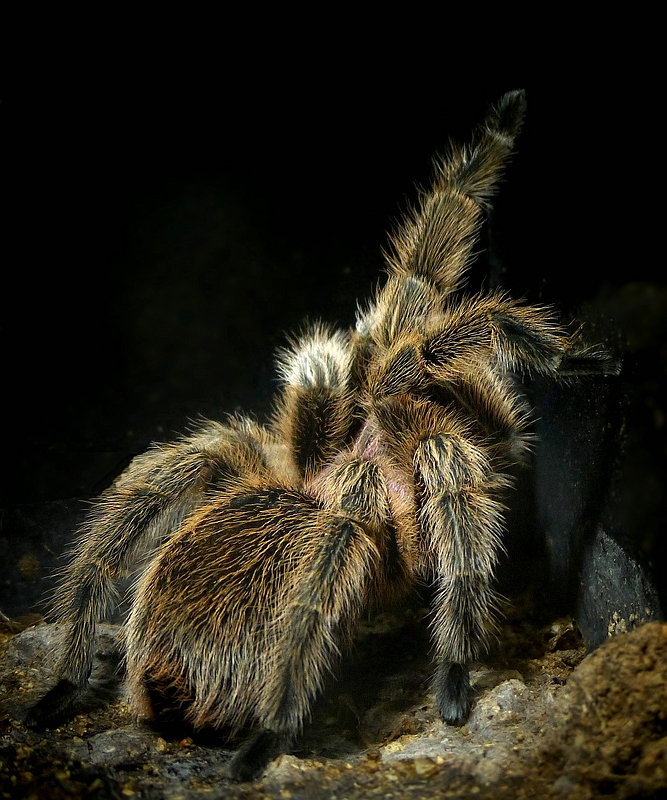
[3,61,665,616]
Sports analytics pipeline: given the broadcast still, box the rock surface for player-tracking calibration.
[1,609,666,799]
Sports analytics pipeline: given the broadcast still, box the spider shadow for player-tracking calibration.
[293,600,436,759]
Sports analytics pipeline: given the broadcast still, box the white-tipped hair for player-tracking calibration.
[276,324,353,390]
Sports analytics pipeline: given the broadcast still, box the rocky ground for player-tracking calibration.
[1,604,666,799]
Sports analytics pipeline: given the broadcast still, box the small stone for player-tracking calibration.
[413,757,439,777]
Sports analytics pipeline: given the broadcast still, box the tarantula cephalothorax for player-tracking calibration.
[28,91,619,781]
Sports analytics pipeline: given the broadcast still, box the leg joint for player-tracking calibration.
[415,433,490,494]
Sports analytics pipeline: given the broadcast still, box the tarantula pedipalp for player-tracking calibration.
[28,91,618,781]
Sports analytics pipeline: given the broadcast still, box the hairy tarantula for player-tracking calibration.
[28,91,618,781]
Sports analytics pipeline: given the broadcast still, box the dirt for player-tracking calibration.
[1,607,665,799]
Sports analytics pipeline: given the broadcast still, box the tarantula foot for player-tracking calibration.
[228,730,287,782]
[25,679,80,729]
[434,662,473,726]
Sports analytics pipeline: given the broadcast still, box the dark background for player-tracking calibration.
[3,70,665,619]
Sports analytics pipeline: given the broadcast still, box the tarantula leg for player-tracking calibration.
[432,662,472,726]
[381,90,526,297]
[437,366,534,461]
[420,293,567,378]
[272,323,355,481]
[25,679,79,729]
[355,93,527,351]
[229,730,290,783]
[557,346,622,378]
[234,461,403,783]
[27,420,281,728]
[414,432,505,724]
[228,459,387,781]
[259,512,380,735]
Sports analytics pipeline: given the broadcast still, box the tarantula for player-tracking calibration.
[27,91,618,781]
